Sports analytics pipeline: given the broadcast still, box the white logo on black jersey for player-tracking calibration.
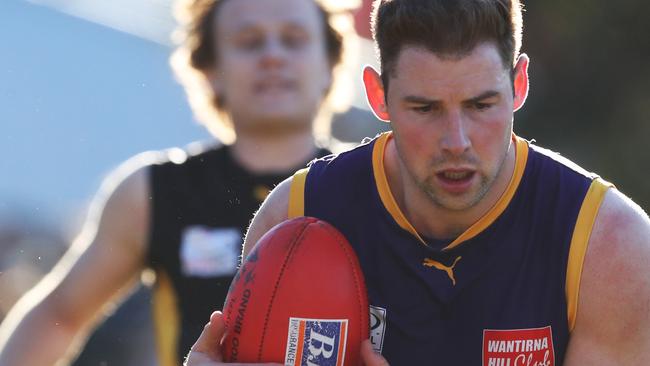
[180,226,241,277]
[369,305,387,353]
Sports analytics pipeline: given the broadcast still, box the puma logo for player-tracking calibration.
[423,256,462,285]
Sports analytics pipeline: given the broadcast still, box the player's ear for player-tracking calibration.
[513,53,529,112]
[362,66,390,122]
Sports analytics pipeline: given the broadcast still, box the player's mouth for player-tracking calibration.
[435,169,476,193]
[254,79,296,94]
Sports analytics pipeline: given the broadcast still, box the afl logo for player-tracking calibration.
[369,306,387,353]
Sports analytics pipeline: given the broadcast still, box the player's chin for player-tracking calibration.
[253,90,302,106]
[424,185,482,211]
[250,104,305,119]
[251,112,313,132]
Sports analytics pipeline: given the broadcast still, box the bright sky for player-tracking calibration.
[26,0,176,45]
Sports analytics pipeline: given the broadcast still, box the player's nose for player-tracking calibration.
[259,37,288,68]
[440,110,471,155]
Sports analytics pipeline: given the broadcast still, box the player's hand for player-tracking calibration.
[185,312,383,366]
[184,311,281,366]
[184,311,226,366]
[361,340,390,366]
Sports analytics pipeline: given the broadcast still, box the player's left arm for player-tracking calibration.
[564,188,650,365]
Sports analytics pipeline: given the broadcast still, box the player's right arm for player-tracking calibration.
[0,157,152,365]
[236,176,390,366]
[241,177,293,258]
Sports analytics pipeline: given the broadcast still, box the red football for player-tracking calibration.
[221,216,369,365]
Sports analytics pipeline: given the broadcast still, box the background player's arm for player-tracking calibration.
[564,189,650,365]
[241,177,293,258]
[0,162,151,365]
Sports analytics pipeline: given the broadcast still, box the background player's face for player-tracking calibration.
[386,43,517,211]
[212,0,333,135]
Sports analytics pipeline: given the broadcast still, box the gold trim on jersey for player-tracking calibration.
[372,132,428,243]
[566,178,611,332]
[152,270,180,366]
[288,167,309,218]
[446,136,528,249]
[372,132,529,250]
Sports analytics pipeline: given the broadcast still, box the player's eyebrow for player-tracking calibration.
[464,90,501,104]
[402,90,501,105]
[233,18,310,33]
[402,95,439,104]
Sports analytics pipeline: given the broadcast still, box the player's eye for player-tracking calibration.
[472,102,493,111]
[412,105,433,113]
[235,33,265,50]
[282,31,309,49]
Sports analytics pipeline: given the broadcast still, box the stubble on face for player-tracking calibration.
[416,140,511,212]
[386,44,516,214]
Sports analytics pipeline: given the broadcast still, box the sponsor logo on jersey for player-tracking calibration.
[482,326,555,366]
[180,226,241,277]
[369,305,387,353]
[422,256,462,285]
[285,317,348,366]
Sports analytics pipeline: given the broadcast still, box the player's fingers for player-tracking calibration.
[189,312,282,366]
[191,311,226,360]
[208,310,227,344]
[360,339,390,366]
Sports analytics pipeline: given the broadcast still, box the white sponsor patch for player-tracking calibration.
[180,226,241,277]
[369,305,387,353]
[285,317,348,366]
[482,326,555,366]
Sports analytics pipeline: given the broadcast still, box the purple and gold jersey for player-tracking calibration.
[288,132,610,365]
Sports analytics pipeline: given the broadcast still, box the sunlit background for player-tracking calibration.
[0,1,376,364]
[1,0,648,365]
[0,1,210,364]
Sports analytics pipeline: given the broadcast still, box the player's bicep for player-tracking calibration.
[242,177,292,258]
[565,189,650,364]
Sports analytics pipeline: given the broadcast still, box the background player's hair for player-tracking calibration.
[171,0,349,143]
[371,0,523,91]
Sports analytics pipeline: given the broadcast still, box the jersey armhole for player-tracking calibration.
[566,178,612,331]
[288,167,309,218]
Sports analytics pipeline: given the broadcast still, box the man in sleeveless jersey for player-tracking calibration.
[0,0,359,365]
[186,0,650,365]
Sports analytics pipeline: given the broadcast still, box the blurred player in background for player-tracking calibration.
[0,0,367,364]
[186,0,650,364]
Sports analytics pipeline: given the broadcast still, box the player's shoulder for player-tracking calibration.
[148,139,224,169]
[90,151,158,225]
[242,176,293,257]
[82,149,171,254]
[572,188,650,356]
[527,140,597,180]
[306,133,382,177]
[582,187,650,312]
[264,176,294,218]
[92,141,219,218]
[106,140,224,196]
[590,188,650,256]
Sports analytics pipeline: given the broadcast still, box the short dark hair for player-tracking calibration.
[371,0,523,89]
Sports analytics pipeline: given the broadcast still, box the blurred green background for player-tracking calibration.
[519,0,649,209]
